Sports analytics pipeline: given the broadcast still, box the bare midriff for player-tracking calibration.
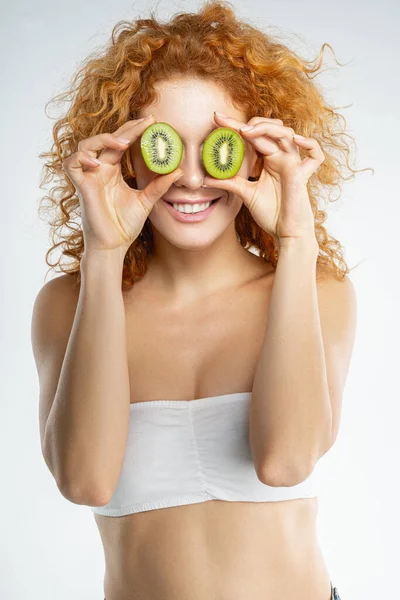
[95,496,332,600]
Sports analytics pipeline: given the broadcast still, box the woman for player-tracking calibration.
[32,2,359,598]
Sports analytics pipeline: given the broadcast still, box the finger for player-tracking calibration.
[202,172,252,201]
[213,112,284,128]
[214,112,285,143]
[240,121,294,137]
[240,122,298,154]
[78,133,132,160]
[111,114,154,139]
[247,117,284,127]
[213,113,291,155]
[62,151,101,187]
[100,114,156,164]
[238,122,282,155]
[138,169,184,213]
[292,135,325,178]
[79,115,156,166]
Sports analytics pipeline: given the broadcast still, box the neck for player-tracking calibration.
[145,223,258,303]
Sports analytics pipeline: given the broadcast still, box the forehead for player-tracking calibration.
[145,77,246,139]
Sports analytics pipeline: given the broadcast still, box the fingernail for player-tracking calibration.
[240,125,254,132]
[174,171,184,180]
[116,137,130,144]
[293,134,305,140]
[214,111,228,118]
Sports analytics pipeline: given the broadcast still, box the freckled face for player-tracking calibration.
[130,77,258,250]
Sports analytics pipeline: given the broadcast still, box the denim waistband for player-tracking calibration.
[331,580,342,599]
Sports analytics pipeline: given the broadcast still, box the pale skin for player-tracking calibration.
[99,78,356,598]
[34,76,357,599]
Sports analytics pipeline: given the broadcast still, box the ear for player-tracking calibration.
[249,152,263,181]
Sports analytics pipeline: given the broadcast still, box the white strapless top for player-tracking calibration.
[90,392,318,517]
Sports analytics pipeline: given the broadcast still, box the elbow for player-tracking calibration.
[43,437,112,506]
[57,477,112,506]
[257,458,316,488]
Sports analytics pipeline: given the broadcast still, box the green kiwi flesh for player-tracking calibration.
[140,122,183,174]
[202,127,245,179]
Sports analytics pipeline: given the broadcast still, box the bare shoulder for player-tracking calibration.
[315,268,357,328]
[31,274,80,332]
[315,266,357,299]
[37,272,80,298]
[31,273,81,354]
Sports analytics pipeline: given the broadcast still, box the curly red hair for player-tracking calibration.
[38,0,372,289]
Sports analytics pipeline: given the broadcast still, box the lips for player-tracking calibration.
[164,198,219,206]
[163,196,221,222]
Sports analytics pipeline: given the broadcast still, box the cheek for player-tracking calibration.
[130,144,151,178]
[217,193,244,214]
[132,156,156,187]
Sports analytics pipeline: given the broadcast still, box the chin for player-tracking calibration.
[149,220,227,250]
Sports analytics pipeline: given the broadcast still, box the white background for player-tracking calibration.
[1,0,399,598]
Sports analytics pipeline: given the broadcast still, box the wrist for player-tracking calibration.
[278,235,319,256]
[81,247,127,281]
[82,246,127,266]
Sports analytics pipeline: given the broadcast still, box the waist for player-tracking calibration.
[98,497,331,600]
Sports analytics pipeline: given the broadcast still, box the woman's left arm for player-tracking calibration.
[250,237,357,487]
[203,112,357,488]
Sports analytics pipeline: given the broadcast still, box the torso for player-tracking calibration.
[88,252,332,600]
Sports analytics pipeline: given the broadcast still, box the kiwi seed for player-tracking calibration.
[140,122,183,174]
[202,127,245,179]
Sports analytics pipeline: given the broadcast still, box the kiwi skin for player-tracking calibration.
[140,122,183,174]
[202,127,245,180]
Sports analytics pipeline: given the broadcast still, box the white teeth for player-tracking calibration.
[172,201,212,214]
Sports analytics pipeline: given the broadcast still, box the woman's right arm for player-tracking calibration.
[31,249,130,507]
[32,114,184,506]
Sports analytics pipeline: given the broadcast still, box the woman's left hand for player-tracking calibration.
[203,112,325,247]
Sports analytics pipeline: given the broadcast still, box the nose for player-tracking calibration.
[174,143,207,189]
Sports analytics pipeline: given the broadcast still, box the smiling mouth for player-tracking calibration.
[164,198,220,206]
[163,196,222,217]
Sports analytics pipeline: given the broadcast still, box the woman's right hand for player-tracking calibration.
[62,115,183,253]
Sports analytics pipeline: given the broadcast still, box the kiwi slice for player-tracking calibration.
[140,122,183,174]
[202,127,245,179]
